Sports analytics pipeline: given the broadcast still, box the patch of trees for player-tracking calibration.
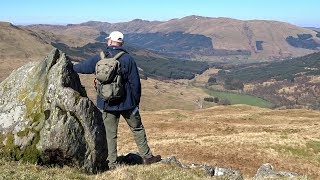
[96,31,214,54]
[217,52,320,83]
[203,96,230,106]
[134,55,209,79]
[286,34,320,49]
[223,77,244,90]
[203,97,219,103]
[51,42,108,60]
[246,76,320,110]
[210,49,251,56]
[255,41,264,50]
[207,76,217,85]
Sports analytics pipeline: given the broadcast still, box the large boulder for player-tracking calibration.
[0,49,107,173]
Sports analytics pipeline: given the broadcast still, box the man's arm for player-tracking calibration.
[73,55,100,74]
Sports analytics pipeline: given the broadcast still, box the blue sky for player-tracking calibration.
[1,0,319,27]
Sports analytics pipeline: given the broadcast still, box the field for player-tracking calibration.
[206,89,274,108]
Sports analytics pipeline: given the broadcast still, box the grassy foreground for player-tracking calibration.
[1,105,319,179]
[0,159,208,180]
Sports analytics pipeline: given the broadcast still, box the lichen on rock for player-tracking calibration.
[0,48,107,173]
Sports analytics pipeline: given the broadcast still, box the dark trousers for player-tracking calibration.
[102,108,152,168]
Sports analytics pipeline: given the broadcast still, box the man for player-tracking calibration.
[73,31,161,169]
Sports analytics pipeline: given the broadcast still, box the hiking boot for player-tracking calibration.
[143,155,161,165]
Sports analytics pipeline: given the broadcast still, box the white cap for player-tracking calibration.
[106,31,124,43]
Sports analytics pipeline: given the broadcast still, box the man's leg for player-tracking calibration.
[103,111,120,168]
[122,108,153,158]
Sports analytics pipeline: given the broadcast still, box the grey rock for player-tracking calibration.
[211,166,243,180]
[253,163,299,179]
[161,156,243,179]
[0,48,107,173]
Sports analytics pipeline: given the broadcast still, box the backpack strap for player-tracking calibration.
[100,51,106,59]
[113,51,126,60]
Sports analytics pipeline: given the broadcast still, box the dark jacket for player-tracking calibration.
[73,46,141,111]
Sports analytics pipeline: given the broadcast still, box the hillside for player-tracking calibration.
[0,22,53,80]
[25,24,100,47]
[25,16,320,60]
[0,22,52,60]
[220,52,320,82]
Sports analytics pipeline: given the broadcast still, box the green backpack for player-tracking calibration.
[95,51,125,101]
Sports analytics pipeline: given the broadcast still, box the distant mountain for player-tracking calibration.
[305,27,320,39]
[25,15,320,60]
[305,27,320,32]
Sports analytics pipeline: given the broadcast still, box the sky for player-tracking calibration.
[1,0,319,27]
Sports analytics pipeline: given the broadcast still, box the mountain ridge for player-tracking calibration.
[24,15,320,60]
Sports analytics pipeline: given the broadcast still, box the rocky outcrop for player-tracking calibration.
[0,49,107,173]
[117,153,301,179]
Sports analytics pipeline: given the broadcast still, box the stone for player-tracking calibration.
[160,156,243,179]
[0,48,107,173]
[253,163,299,179]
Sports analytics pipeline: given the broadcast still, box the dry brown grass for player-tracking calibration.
[115,105,320,178]
[0,159,209,180]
